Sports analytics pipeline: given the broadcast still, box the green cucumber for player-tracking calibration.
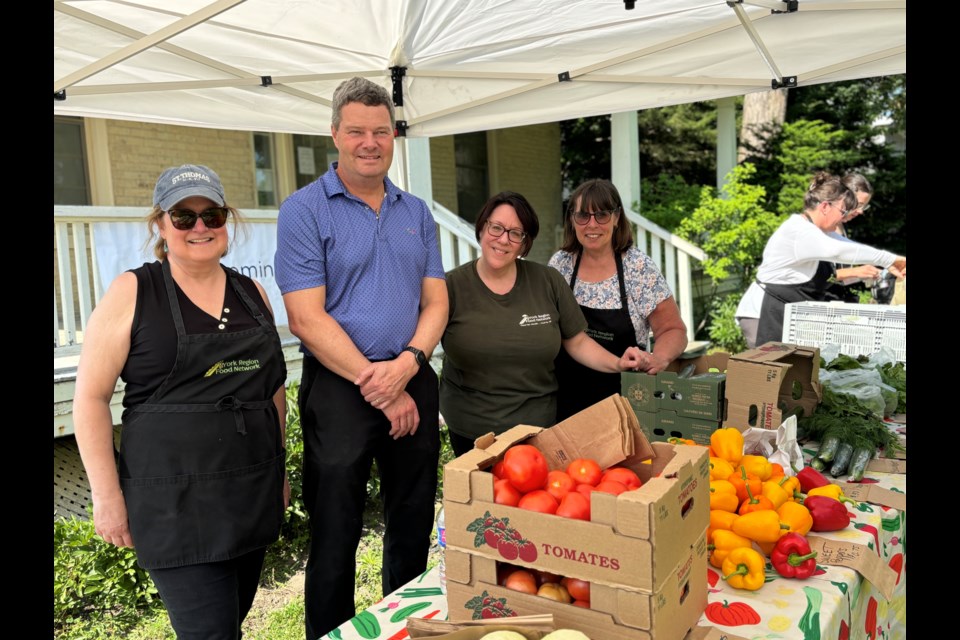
[349,611,381,639]
[390,601,431,623]
[809,456,827,472]
[815,435,841,463]
[829,442,854,477]
[846,446,874,482]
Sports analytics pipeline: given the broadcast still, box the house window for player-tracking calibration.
[293,134,336,189]
[254,132,278,206]
[54,117,90,205]
[455,132,489,222]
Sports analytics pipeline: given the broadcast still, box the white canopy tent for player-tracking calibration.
[54,0,906,139]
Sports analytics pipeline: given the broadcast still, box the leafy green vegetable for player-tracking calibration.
[878,362,906,414]
[799,386,903,457]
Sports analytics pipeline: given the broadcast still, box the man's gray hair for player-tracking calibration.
[331,77,396,130]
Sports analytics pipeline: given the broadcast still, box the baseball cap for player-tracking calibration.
[153,164,226,211]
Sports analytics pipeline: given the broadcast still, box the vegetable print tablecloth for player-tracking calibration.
[693,449,906,640]
[322,468,905,640]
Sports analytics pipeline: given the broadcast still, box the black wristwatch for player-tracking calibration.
[403,346,426,368]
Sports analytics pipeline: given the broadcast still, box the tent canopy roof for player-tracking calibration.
[54,0,906,137]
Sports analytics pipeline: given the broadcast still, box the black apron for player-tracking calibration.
[554,251,639,422]
[755,259,835,347]
[118,260,287,569]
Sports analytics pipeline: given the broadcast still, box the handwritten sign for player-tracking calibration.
[836,482,907,511]
[806,536,897,600]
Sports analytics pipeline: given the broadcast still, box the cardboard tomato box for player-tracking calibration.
[633,410,722,446]
[621,353,729,422]
[445,531,708,640]
[443,397,710,594]
[723,342,822,431]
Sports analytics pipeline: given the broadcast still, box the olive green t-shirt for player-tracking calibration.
[439,259,588,440]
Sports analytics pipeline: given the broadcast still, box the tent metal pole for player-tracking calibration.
[54,0,246,93]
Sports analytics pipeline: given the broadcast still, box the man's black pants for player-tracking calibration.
[299,356,440,640]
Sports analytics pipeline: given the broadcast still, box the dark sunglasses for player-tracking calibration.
[572,209,616,225]
[166,207,230,230]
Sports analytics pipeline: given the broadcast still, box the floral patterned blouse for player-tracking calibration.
[548,246,672,349]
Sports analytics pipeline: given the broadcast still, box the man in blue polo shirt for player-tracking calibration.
[275,76,448,640]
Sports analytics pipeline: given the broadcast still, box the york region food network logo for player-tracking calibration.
[204,359,262,376]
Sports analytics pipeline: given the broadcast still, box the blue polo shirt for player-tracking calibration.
[275,163,445,360]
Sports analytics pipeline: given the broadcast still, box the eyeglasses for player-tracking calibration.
[852,203,871,213]
[166,207,230,230]
[485,221,527,244]
[825,201,850,217]
[572,209,616,225]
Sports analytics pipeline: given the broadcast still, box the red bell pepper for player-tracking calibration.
[804,495,851,531]
[795,465,831,493]
[770,532,818,579]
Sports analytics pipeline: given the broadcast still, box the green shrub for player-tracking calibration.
[280,383,309,546]
[707,293,748,354]
[53,516,161,632]
[637,174,705,233]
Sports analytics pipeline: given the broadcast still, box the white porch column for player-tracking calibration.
[716,97,737,190]
[404,137,434,205]
[388,136,409,192]
[611,111,641,211]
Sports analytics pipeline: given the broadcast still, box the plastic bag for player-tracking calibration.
[819,368,887,418]
[742,415,805,476]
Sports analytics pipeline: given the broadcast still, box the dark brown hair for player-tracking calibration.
[804,171,857,213]
[474,191,540,259]
[560,179,634,254]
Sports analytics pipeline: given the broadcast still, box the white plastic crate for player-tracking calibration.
[782,301,906,363]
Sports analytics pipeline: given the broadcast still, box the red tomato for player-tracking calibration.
[503,569,538,594]
[491,460,507,480]
[518,490,558,514]
[503,445,550,493]
[594,480,628,495]
[555,492,591,521]
[572,599,590,608]
[494,478,522,507]
[567,458,602,486]
[575,483,596,499]
[601,466,643,491]
[562,577,591,602]
[545,470,577,501]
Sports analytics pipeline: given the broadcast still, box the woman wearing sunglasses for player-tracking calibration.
[73,164,288,639]
[735,171,906,348]
[439,191,644,457]
[548,179,688,421]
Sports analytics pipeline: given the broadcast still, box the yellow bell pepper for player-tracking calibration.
[710,427,744,465]
[779,475,801,502]
[708,510,740,544]
[807,484,857,505]
[721,547,766,591]
[732,509,790,543]
[761,479,791,509]
[709,529,753,568]
[777,501,813,536]
[739,455,773,481]
[709,456,735,481]
[710,480,740,513]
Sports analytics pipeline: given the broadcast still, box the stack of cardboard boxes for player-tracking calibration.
[620,353,729,445]
[443,397,710,640]
[620,342,823,442]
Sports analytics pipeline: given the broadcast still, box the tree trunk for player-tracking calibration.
[738,89,788,163]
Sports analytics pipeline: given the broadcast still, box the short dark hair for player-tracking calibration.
[474,191,540,259]
[331,77,395,129]
[805,171,857,212]
[560,179,634,254]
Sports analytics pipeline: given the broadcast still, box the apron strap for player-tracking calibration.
[132,396,275,435]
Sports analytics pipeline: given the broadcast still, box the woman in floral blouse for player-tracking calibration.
[549,179,688,421]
